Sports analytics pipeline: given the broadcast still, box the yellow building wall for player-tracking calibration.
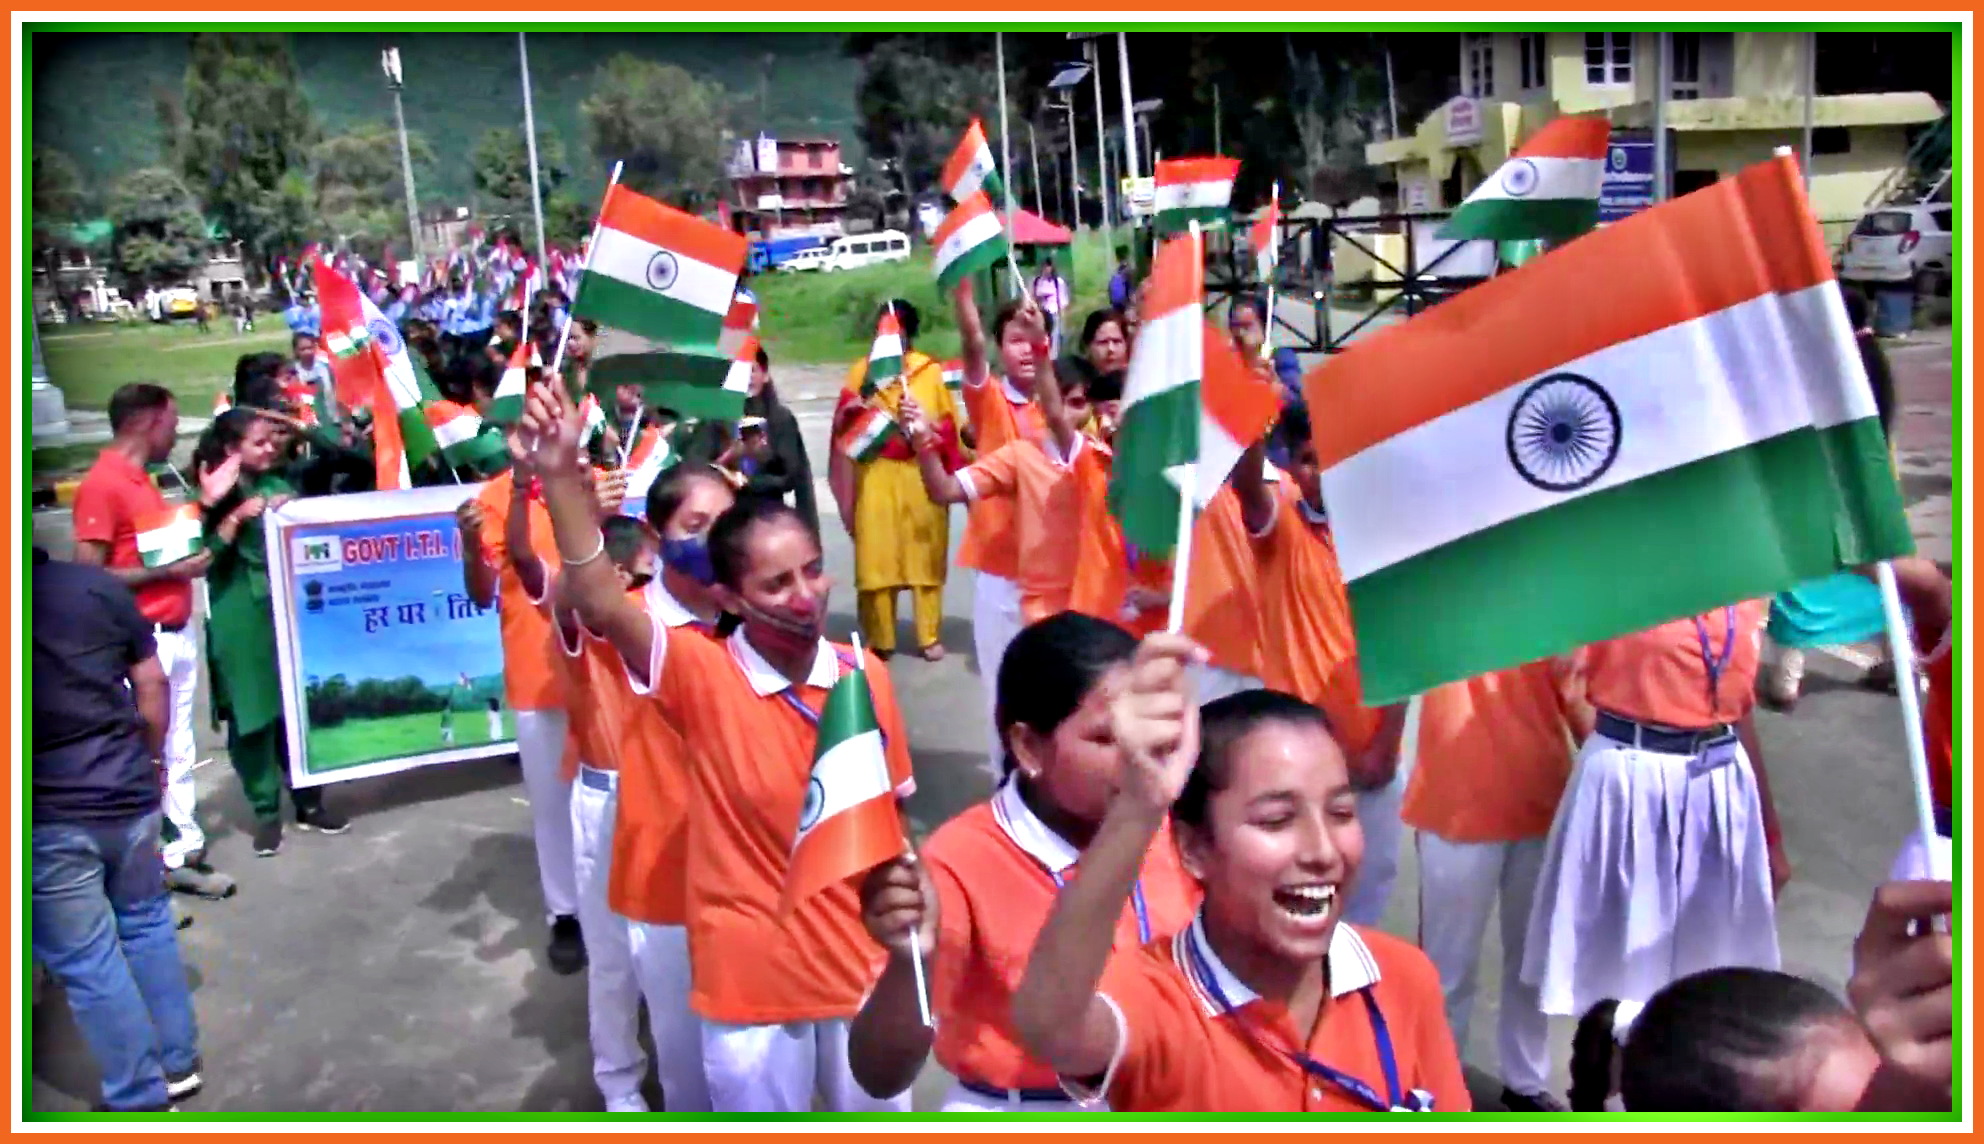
[1730,31,1806,99]
[1675,124,1913,242]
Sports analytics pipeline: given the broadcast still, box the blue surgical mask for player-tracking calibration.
[660,532,716,586]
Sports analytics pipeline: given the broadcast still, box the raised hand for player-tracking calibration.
[897,393,930,445]
[592,467,629,517]
[1849,880,1953,1106]
[196,453,242,506]
[1109,632,1208,812]
[859,852,939,961]
[455,497,487,541]
[518,379,584,476]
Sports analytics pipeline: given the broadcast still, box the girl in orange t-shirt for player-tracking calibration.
[846,612,1200,1110]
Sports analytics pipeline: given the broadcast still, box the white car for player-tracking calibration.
[777,247,829,273]
[819,230,911,273]
[1840,203,1952,290]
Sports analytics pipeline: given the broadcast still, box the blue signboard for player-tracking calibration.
[1600,131,1657,224]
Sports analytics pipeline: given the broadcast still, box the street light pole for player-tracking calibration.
[1063,97,1080,228]
[519,32,548,272]
[382,47,422,268]
[1027,119,1045,218]
[1086,37,1112,246]
[1116,32,1139,183]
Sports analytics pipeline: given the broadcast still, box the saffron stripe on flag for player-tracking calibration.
[598,186,749,271]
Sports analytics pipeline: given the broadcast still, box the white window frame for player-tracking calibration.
[1518,33,1549,91]
[1464,32,1496,99]
[1585,31,1633,87]
[1669,32,1702,100]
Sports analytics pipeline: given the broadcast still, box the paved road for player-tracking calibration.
[27,330,1953,1113]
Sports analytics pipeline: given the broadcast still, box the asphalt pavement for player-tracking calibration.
[25,330,1955,1113]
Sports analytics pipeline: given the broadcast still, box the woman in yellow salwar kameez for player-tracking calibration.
[828,299,964,661]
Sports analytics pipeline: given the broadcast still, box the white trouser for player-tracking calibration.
[513,709,577,921]
[1190,664,1262,704]
[154,626,203,867]
[1415,831,1553,1095]
[940,1081,1089,1111]
[630,922,709,1112]
[571,767,648,1112]
[1344,769,1406,927]
[1887,827,1952,884]
[971,573,1025,777]
[486,706,505,742]
[701,1017,911,1112]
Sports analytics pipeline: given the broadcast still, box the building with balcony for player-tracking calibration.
[725,134,853,241]
[1365,31,1943,242]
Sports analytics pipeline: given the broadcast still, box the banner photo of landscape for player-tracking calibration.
[267,485,510,789]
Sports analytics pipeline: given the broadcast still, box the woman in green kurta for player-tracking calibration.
[196,410,349,858]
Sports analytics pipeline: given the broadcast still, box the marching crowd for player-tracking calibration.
[32,257,1957,1114]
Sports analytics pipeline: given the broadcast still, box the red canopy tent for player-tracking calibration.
[999,208,1074,247]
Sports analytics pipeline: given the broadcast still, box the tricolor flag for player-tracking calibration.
[719,287,759,358]
[1107,232,1282,556]
[1249,185,1281,283]
[312,258,439,487]
[1306,153,1913,704]
[941,119,1004,204]
[862,308,905,397]
[488,339,537,424]
[932,192,1009,297]
[579,393,607,445]
[1153,157,1239,237]
[940,360,965,392]
[839,405,902,463]
[1439,115,1611,242]
[423,399,485,465]
[780,652,903,913]
[571,184,748,350]
[135,504,203,568]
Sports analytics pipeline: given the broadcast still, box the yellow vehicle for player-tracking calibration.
[160,286,201,320]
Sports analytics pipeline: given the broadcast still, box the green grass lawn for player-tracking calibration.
[305,708,513,773]
[39,321,295,411]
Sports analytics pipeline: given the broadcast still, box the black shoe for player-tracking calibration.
[166,865,237,900]
[252,820,282,857]
[294,805,350,835]
[165,1060,203,1101]
[1501,1087,1569,1113]
[547,914,587,976]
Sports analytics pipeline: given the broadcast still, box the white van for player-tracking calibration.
[778,246,829,273]
[821,230,912,273]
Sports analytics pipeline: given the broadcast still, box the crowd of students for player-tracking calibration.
[37,260,1955,1113]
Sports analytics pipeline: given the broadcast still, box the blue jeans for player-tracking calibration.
[31,810,200,1110]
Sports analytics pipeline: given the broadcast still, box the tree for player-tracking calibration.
[1283,35,1391,206]
[543,193,594,247]
[469,126,567,215]
[106,167,210,288]
[580,55,731,209]
[853,38,1017,202]
[167,32,320,270]
[31,145,90,263]
[316,121,435,263]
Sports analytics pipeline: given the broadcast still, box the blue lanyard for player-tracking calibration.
[768,647,887,751]
[1183,931,1423,1112]
[1049,868,1153,945]
[1691,606,1738,711]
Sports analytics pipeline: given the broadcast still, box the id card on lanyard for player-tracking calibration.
[1689,607,1740,777]
[1182,930,1433,1112]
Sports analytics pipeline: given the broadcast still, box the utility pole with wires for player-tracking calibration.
[381,47,422,267]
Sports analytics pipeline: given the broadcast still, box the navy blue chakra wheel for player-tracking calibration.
[1505,373,1622,493]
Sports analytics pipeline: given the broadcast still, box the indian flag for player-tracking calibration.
[1108,231,1283,557]
[942,119,1004,204]
[1306,152,1913,705]
[579,393,607,445]
[719,287,759,358]
[135,504,203,568]
[839,405,901,462]
[863,308,905,396]
[1439,115,1611,242]
[941,360,965,392]
[488,339,537,424]
[1250,183,1281,282]
[571,184,748,350]
[1154,157,1239,237]
[424,399,485,464]
[780,648,903,913]
[932,192,1009,297]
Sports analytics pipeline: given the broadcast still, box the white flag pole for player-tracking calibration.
[1873,563,1948,880]
[1262,180,1280,363]
[1164,221,1204,636]
[848,628,934,1027]
[996,32,1025,301]
[549,160,624,380]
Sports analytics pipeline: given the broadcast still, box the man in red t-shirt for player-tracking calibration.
[72,384,231,897]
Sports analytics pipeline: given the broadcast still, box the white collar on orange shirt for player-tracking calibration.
[999,375,1030,406]
[644,575,700,629]
[730,631,840,695]
[1177,911,1380,1015]
[990,774,1080,875]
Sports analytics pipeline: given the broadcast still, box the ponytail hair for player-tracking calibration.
[1569,999,1622,1111]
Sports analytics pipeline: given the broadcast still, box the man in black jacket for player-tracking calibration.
[682,346,819,534]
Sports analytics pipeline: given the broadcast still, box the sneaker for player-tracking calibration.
[547,914,587,976]
[166,865,237,900]
[294,805,350,835]
[165,1061,203,1101]
[252,820,283,857]
[1501,1087,1569,1113]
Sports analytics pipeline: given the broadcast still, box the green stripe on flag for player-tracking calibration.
[572,273,726,350]
[1346,418,1913,705]
[399,407,439,470]
[1154,205,1230,237]
[1439,197,1598,242]
[1106,381,1200,556]
[589,351,745,421]
[935,233,1009,298]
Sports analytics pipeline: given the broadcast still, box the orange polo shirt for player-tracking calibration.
[1082,917,1470,1112]
[646,625,916,1024]
[923,779,1200,1093]
[474,469,564,712]
[612,578,707,927]
[957,374,1047,579]
[957,433,1107,624]
[1182,486,1268,680]
[1583,600,1770,730]
[72,448,194,629]
[1251,489,1383,755]
[1404,660,1586,844]
[1069,489,1173,639]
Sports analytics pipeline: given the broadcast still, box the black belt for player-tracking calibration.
[1595,710,1735,756]
[957,1078,1071,1103]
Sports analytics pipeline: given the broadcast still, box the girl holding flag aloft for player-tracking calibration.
[519,375,917,1113]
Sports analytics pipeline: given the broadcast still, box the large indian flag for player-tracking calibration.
[932,192,1008,296]
[1306,152,1913,704]
[135,504,203,568]
[1153,157,1239,236]
[1439,115,1611,242]
[781,649,903,913]
[572,185,748,349]
[1108,231,1282,556]
[942,119,1004,204]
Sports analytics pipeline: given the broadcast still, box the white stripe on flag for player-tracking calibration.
[1154,181,1233,212]
[1120,305,1201,408]
[586,228,736,318]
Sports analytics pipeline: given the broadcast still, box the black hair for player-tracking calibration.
[190,409,263,519]
[1052,354,1097,401]
[1569,968,1858,1112]
[880,298,920,343]
[1080,308,1128,350]
[1279,404,1313,456]
[645,462,730,532]
[1231,293,1269,324]
[233,352,289,408]
[291,330,318,349]
[708,495,818,591]
[1173,689,1334,831]
[994,612,1139,775]
[496,310,523,334]
[755,345,770,369]
[600,514,651,570]
[989,296,1031,347]
[107,383,175,433]
[1087,369,1125,405]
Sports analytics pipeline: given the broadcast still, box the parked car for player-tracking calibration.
[1840,203,1952,293]
[820,230,911,273]
[156,285,202,321]
[777,246,830,273]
